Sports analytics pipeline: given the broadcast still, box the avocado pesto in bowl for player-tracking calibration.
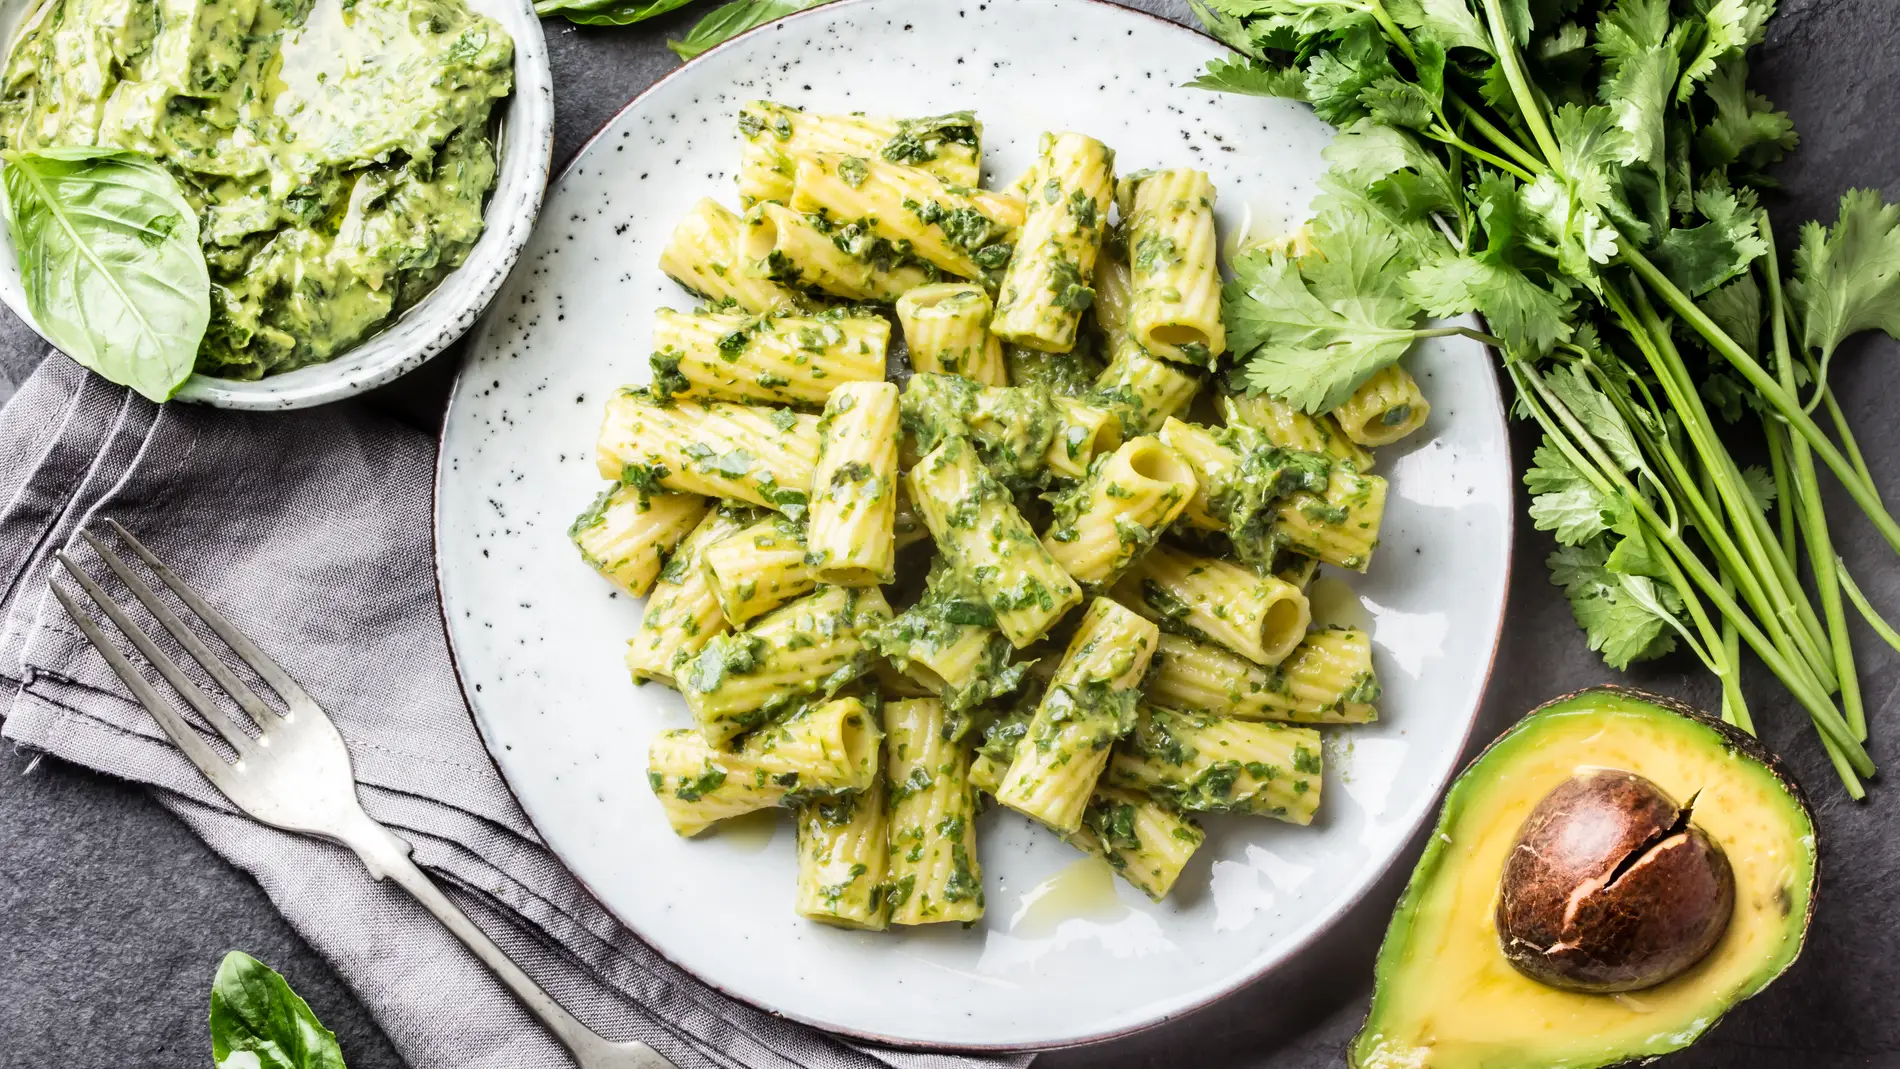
[0,0,550,408]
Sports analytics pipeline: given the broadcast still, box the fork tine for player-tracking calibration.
[56,552,261,760]
[105,520,314,709]
[79,530,280,728]
[49,581,238,785]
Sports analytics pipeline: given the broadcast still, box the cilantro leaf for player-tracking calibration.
[1741,463,1777,511]
[1405,250,1574,353]
[1303,28,1399,125]
[1694,58,1797,177]
[1525,439,1615,544]
[1402,173,1577,353]
[1321,120,1462,224]
[1206,0,1381,37]
[1227,209,1428,412]
[1549,539,1683,669]
[1679,0,1771,100]
[1654,186,1768,297]
[1187,0,1269,58]
[1187,55,1308,98]
[1385,0,1495,54]
[1597,0,1683,169]
[1697,271,1762,357]
[1790,189,1900,378]
[1543,361,1647,471]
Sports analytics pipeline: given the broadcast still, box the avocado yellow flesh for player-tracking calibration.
[1352,687,1816,1069]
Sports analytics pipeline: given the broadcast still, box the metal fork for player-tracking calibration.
[52,521,672,1069]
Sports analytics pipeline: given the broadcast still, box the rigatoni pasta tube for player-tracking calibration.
[901,372,1120,481]
[660,197,803,313]
[1330,364,1430,447]
[996,598,1159,833]
[1158,416,1384,570]
[701,515,816,626]
[1121,169,1224,368]
[648,696,883,837]
[1041,436,1196,590]
[991,132,1115,353]
[624,507,755,685]
[795,780,890,930]
[1113,544,1311,667]
[680,585,892,745]
[649,309,888,407]
[790,153,1024,281]
[569,484,708,598]
[597,390,820,515]
[1067,786,1204,901]
[905,437,1082,647]
[1110,707,1322,823]
[1275,466,1387,572]
[742,202,940,303]
[896,283,1007,385]
[884,698,984,925]
[1220,392,1372,472]
[873,563,1025,712]
[1146,631,1379,724]
[736,102,981,206]
[807,382,898,587]
[1094,341,1203,436]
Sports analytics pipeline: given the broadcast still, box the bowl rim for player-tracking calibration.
[431,0,1518,1052]
[0,0,554,411]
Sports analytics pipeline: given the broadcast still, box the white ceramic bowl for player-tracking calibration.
[0,0,552,410]
[435,0,1515,1050]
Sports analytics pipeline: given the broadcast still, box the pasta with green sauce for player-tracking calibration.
[573,102,1440,925]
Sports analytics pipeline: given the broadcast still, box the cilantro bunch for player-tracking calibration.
[1191,0,1900,795]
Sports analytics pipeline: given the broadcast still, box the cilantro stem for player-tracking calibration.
[1452,98,1548,176]
[1764,218,1866,741]
[1428,126,1534,182]
[1477,0,1562,168]
[1512,358,1871,777]
[1413,325,1502,346]
[1820,387,1877,490]
[1695,464,1752,732]
[1609,286,1838,692]
[1623,245,1900,557]
[1765,423,1798,560]
[1366,0,1416,66]
[1840,564,1900,656]
[1627,288,1838,689]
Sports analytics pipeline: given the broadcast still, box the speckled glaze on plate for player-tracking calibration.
[435,0,1513,1050]
[0,0,553,410]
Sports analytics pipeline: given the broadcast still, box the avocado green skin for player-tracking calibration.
[1349,685,1819,1069]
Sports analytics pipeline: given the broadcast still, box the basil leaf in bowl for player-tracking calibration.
[0,148,209,403]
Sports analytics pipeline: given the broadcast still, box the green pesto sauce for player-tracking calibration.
[0,0,513,378]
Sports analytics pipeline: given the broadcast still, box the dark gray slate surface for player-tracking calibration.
[2,2,1897,1066]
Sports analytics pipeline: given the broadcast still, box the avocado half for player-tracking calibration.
[1350,686,1817,1069]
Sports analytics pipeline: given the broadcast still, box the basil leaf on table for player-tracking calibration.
[667,0,839,60]
[533,0,697,27]
[0,148,209,403]
[209,951,347,1069]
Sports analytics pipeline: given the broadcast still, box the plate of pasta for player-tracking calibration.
[434,0,1513,1051]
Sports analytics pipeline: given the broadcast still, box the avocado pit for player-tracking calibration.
[1496,768,1735,993]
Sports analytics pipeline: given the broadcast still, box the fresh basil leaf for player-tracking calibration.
[209,951,346,1069]
[1,149,208,402]
[668,0,838,61]
[534,0,696,28]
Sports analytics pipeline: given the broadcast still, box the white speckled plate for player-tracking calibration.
[436,0,1512,1051]
[0,0,553,410]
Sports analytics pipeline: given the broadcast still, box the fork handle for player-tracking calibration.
[339,812,676,1069]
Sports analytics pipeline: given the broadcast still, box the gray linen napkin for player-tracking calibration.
[0,355,1032,1069]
